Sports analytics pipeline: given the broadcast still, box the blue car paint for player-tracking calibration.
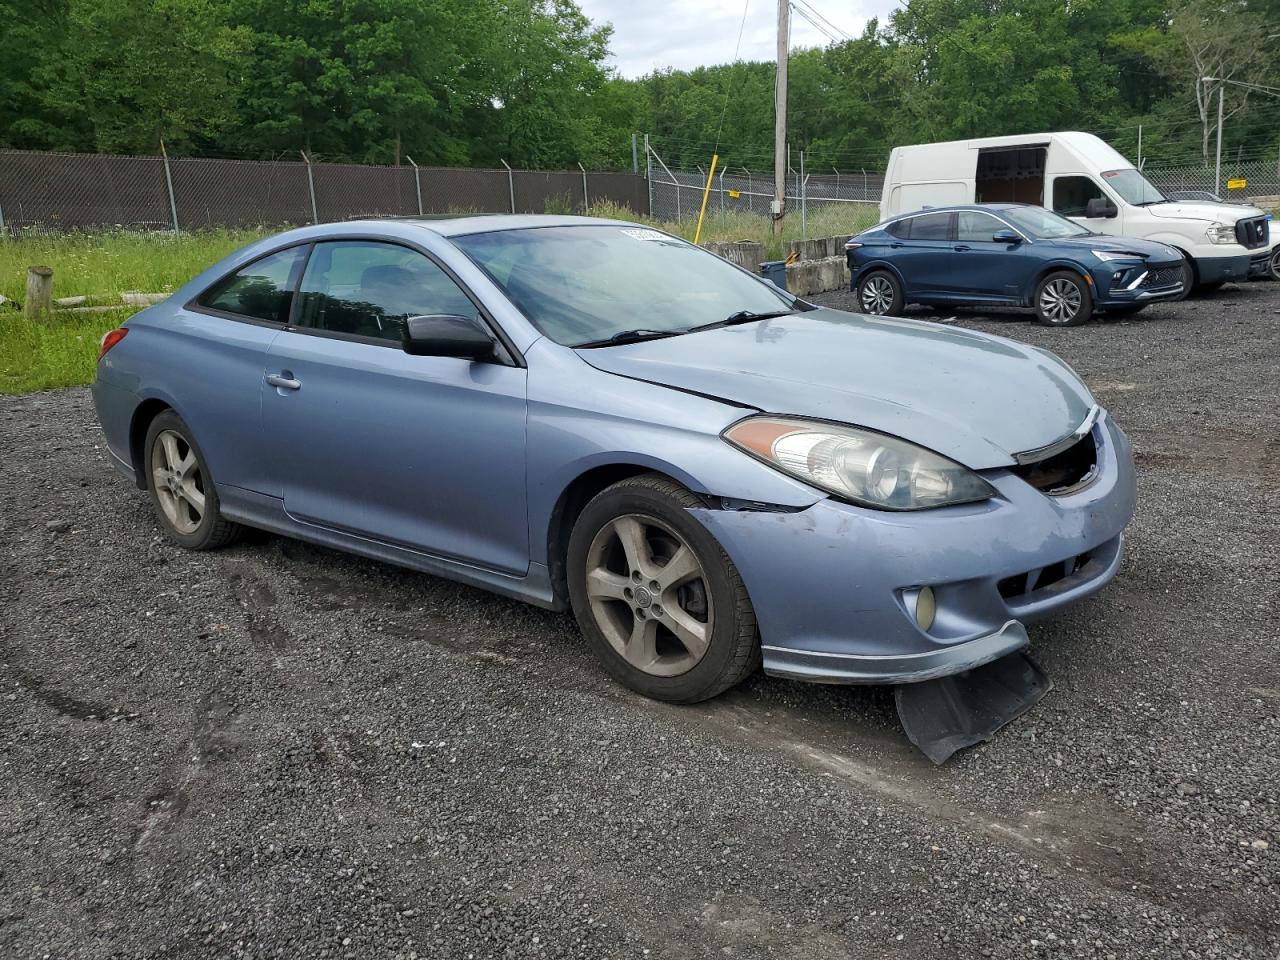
[848,203,1186,313]
[93,215,1137,686]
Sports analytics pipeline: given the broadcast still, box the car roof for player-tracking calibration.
[890,203,1027,216]
[331,214,643,238]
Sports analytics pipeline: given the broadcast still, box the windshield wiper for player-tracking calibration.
[574,328,681,348]
[686,309,795,334]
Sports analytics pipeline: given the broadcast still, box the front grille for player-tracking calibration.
[1010,431,1098,495]
[1236,216,1268,249]
[1140,265,1183,289]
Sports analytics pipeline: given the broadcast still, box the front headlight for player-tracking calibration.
[723,416,996,510]
[1091,249,1143,262]
[1206,222,1237,244]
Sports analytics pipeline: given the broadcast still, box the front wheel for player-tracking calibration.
[566,474,759,703]
[856,270,904,316]
[144,411,243,550]
[1034,271,1092,326]
[1270,247,1280,282]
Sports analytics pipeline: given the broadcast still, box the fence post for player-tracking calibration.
[500,159,515,213]
[833,167,840,198]
[406,155,423,214]
[578,161,589,213]
[24,266,53,321]
[301,151,318,223]
[718,166,726,216]
[861,168,867,201]
[160,140,179,234]
[0,202,6,238]
[644,135,653,216]
[799,151,806,240]
[631,133,639,174]
[744,168,752,213]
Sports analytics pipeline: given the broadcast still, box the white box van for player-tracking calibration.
[880,132,1271,289]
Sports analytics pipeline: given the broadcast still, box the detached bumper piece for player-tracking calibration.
[895,651,1053,764]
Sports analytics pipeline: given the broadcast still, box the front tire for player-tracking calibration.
[1033,271,1092,326]
[856,270,904,316]
[566,474,759,703]
[1270,247,1280,282]
[144,411,242,550]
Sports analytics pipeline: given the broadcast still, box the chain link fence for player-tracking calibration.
[0,149,650,233]
[1142,159,1280,203]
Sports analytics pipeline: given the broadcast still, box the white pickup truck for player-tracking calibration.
[879,131,1272,292]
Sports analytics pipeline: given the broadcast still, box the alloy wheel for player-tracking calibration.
[1039,278,1082,323]
[1270,247,1280,282]
[860,275,895,314]
[150,429,205,534]
[584,514,713,678]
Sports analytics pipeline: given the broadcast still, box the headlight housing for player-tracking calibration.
[1206,221,1236,244]
[723,416,996,511]
[1091,249,1143,262]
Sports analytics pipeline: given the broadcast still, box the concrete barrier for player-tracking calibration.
[701,240,765,275]
[784,256,850,297]
[784,235,853,261]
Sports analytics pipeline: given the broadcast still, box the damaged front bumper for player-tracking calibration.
[688,412,1136,686]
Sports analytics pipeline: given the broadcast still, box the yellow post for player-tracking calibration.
[693,154,719,246]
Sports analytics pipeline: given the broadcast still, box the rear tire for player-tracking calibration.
[566,474,759,703]
[1171,256,1194,301]
[856,270,904,316]
[144,411,243,551]
[1033,271,1092,327]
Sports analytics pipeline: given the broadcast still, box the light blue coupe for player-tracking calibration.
[93,215,1136,709]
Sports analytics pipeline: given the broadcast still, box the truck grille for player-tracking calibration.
[1236,216,1268,249]
[1140,266,1183,289]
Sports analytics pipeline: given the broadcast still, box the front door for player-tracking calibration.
[934,210,1040,301]
[1052,174,1123,237]
[262,240,529,575]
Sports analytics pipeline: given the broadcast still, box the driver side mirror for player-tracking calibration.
[402,314,498,361]
[992,229,1022,244]
[1086,197,1118,219]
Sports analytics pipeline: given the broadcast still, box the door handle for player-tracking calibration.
[889,242,905,248]
[266,372,301,391]
[953,244,971,252]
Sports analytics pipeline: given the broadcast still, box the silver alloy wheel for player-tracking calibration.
[1039,278,1083,323]
[150,429,205,534]
[584,514,713,677]
[1270,247,1280,281]
[860,274,895,314]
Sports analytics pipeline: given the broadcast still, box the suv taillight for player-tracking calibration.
[98,327,128,361]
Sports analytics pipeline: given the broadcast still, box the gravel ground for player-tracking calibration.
[1,281,1278,960]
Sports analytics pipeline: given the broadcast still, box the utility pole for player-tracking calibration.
[772,0,789,236]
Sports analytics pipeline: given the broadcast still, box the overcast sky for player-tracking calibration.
[576,0,903,78]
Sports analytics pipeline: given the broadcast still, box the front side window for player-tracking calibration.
[1101,168,1165,205]
[1002,205,1092,240]
[198,246,307,323]
[295,241,479,343]
[956,212,1004,242]
[452,225,793,346]
[1052,177,1106,218]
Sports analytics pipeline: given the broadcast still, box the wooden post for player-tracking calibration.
[24,266,53,321]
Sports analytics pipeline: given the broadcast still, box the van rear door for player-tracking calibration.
[975,145,1047,205]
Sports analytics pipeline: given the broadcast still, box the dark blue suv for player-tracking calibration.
[846,203,1186,326]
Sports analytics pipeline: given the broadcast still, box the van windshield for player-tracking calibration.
[1002,207,1092,240]
[1102,169,1166,205]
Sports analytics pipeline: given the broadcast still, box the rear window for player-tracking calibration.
[906,212,953,240]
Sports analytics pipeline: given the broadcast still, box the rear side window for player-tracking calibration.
[908,212,953,240]
[1053,177,1105,218]
[295,241,479,344]
[886,219,911,239]
[198,246,307,323]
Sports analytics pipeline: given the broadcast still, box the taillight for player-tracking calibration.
[98,327,128,361]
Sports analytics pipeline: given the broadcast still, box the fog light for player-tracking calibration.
[914,586,936,631]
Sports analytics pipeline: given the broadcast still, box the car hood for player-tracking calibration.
[1146,201,1264,223]
[1047,235,1179,260]
[577,309,1095,469]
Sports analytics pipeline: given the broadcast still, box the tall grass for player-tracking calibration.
[0,208,875,394]
[0,228,267,395]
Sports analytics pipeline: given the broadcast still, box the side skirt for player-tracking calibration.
[216,484,562,611]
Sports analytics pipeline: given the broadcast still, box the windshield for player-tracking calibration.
[1102,168,1166,205]
[451,225,794,346]
[1001,206,1092,240]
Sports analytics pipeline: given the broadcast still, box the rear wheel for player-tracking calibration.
[144,411,242,550]
[566,474,759,703]
[1033,271,1092,327]
[856,270,904,316]
[1171,256,1194,301]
